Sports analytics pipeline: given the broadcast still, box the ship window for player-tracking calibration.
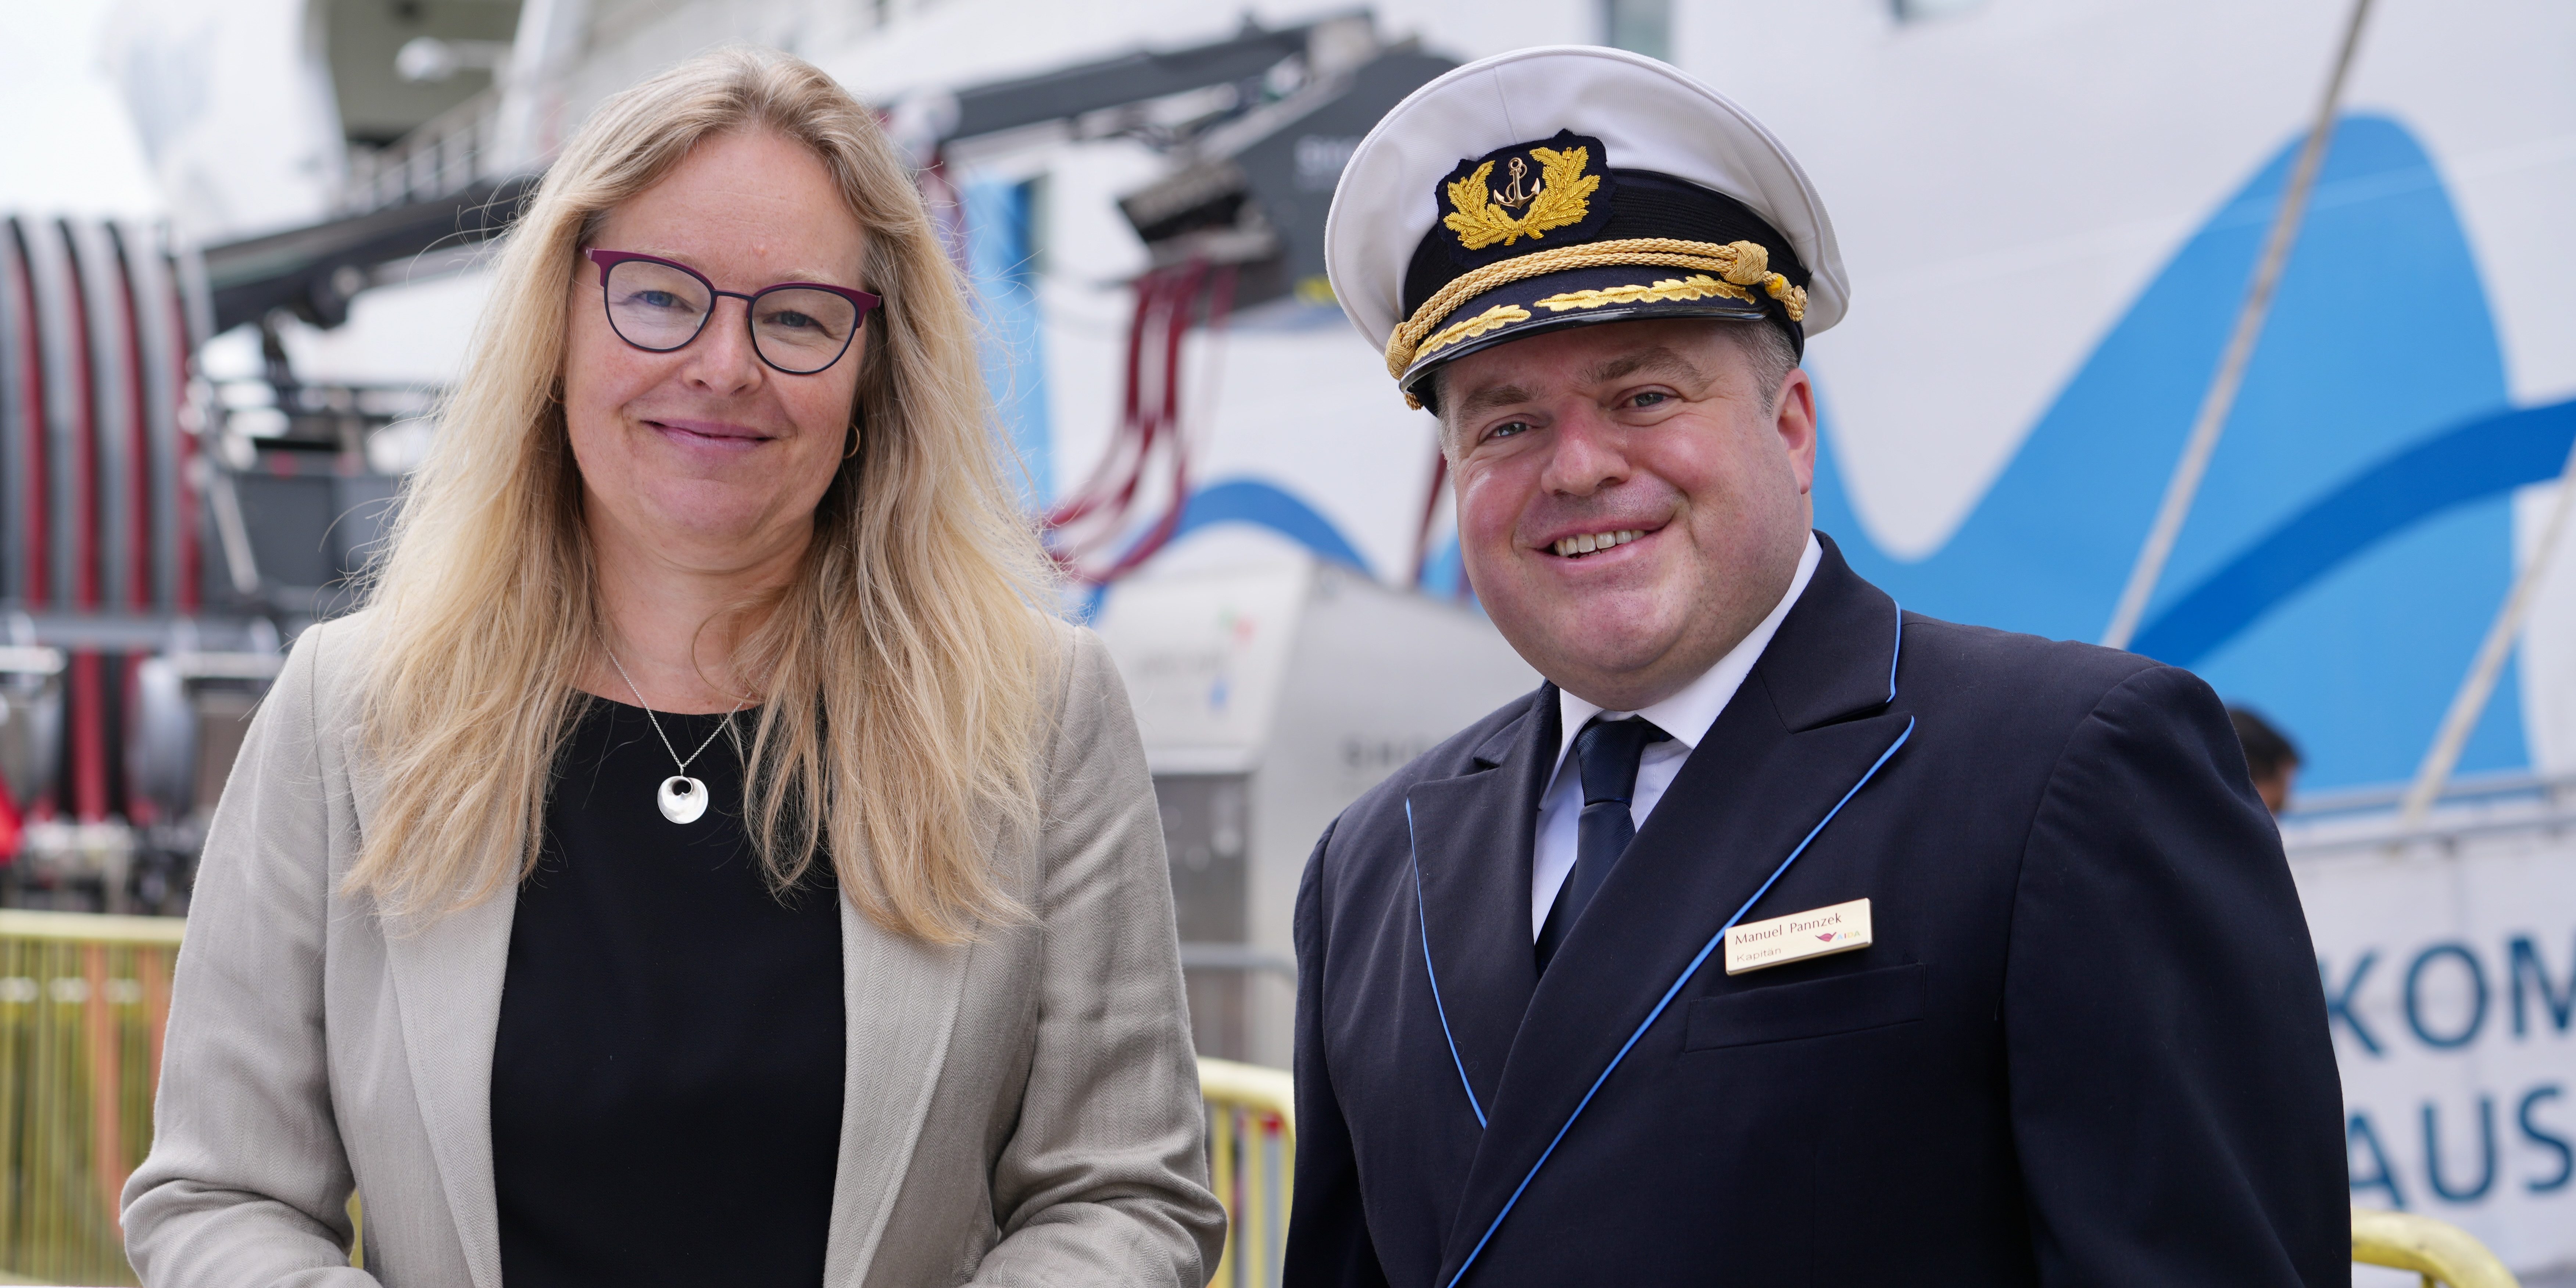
[1892,0,1989,22]
[1600,0,1672,62]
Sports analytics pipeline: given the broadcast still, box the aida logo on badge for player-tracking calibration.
[1723,898,1873,975]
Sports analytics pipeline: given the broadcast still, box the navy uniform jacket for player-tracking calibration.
[1285,535,2347,1287]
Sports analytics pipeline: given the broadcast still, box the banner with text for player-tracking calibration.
[2292,830,2576,1278]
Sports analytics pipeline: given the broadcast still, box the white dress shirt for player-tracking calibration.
[1530,533,1822,940]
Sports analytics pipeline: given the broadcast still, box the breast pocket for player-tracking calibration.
[1682,962,1926,1052]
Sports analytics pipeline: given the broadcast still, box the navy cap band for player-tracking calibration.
[1323,46,1850,410]
[1388,169,1814,408]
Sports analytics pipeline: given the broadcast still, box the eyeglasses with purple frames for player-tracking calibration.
[586,248,882,376]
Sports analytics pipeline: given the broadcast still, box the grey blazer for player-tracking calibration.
[122,612,1225,1288]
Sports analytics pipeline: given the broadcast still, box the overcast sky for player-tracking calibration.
[0,0,165,217]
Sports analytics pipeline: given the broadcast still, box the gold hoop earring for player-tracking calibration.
[843,422,862,460]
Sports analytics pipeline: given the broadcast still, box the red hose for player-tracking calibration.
[1098,262,1234,582]
[58,223,99,613]
[1045,271,1148,530]
[57,223,106,823]
[112,233,150,612]
[168,255,198,614]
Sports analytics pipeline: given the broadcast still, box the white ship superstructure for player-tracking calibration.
[0,0,2566,1272]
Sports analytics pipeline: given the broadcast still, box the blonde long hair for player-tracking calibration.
[349,48,1059,942]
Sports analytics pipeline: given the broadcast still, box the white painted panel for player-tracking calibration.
[1091,561,1314,774]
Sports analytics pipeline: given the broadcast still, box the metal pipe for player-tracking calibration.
[2399,432,2576,827]
[2101,0,2376,650]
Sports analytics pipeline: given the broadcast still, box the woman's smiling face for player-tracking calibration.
[562,127,870,575]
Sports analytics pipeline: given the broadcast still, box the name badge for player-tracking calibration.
[1723,898,1873,975]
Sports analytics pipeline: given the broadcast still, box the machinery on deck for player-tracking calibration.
[0,15,1457,914]
[0,214,432,912]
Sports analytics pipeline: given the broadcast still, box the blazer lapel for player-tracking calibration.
[349,733,978,1288]
[351,729,516,1288]
[1436,539,1913,1281]
[381,899,515,1288]
[1398,687,1557,1123]
[827,896,974,1288]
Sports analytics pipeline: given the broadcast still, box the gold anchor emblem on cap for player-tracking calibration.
[1444,144,1599,251]
[1492,157,1541,211]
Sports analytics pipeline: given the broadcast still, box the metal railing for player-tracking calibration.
[0,916,2524,1288]
[2354,1206,2522,1287]
[340,88,505,216]
[0,910,183,1287]
[1198,1055,1293,1288]
[0,909,1307,1287]
[1185,1079,2541,1288]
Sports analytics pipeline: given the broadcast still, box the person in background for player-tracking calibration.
[2231,705,2304,814]
[122,49,1221,1288]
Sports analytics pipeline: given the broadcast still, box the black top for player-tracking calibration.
[493,698,845,1287]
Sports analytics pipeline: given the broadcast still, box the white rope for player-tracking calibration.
[2100,0,2377,651]
[2399,436,2576,829]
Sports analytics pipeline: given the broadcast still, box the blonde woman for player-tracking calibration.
[122,49,1223,1288]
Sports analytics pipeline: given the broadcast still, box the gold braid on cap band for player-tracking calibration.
[1385,238,1809,391]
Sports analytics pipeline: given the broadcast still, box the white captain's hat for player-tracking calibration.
[1324,45,1848,410]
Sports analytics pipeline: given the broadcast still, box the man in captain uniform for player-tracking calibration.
[1285,46,2348,1287]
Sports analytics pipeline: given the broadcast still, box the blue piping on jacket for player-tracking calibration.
[1407,798,1488,1129]
[1888,601,1903,703]
[1440,714,1914,1287]
[1422,598,1914,1288]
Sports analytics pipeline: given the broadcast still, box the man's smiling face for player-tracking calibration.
[1439,318,1818,712]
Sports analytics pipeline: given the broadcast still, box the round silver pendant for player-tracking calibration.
[657,774,709,824]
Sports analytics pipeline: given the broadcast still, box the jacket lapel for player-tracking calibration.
[1435,538,1912,1281]
[353,729,515,1288]
[828,900,973,1288]
[381,900,515,1288]
[1399,687,1557,1121]
[351,730,979,1288]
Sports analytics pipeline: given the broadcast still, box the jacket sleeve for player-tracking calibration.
[2005,664,2347,1287]
[122,626,377,1285]
[1282,816,1391,1288]
[972,626,1228,1287]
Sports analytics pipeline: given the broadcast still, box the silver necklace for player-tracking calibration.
[602,645,748,824]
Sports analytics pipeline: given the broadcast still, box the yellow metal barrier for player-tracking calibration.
[1199,1056,1294,1288]
[0,909,184,1288]
[1184,1082,2556,1288]
[0,930,2525,1288]
[2354,1206,2522,1288]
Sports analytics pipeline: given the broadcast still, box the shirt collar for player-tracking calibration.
[1552,532,1822,778]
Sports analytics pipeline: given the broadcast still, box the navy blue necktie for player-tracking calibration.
[1535,716,1672,973]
